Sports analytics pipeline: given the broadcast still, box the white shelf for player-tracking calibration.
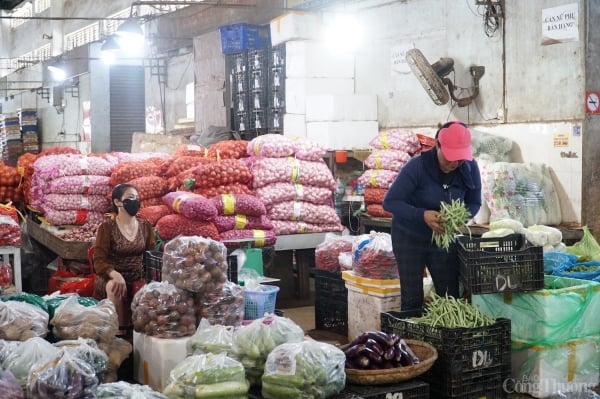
[0,246,21,294]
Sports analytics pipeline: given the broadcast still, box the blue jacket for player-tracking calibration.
[382,148,482,241]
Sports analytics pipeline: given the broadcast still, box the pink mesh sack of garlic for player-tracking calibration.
[219,229,277,248]
[42,194,111,212]
[43,209,106,226]
[162,192,218,221]
[268,201,340,225]
[369,129,421,154]
[271,220,344,235]
[290,138,329,161]
[210,194,266,217]
[357,169,398,189]
[45,175,111,196]
[33,154,114,180]
[251,158,336,191]
[214,214,273,233]
[255,182,333,207]
[364,150,411,172]
[247,134,296,158]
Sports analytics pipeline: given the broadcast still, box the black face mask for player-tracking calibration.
[122,198,140,216]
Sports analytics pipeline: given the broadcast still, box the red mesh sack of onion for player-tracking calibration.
[364,150,411,171]
[268,201,340,225]
[155,214,220,241]
[357,169,398,189]
[214,214,273,233]
[255,182,333,207]
[137,205,172,226]
[162,192,218,221]
[210,194,266,217]
[251,157,335,191]
[219,229,276,248]
[193,183,253,198]
[369,129,421,154]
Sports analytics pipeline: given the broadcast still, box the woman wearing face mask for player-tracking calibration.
[93,183,155,331]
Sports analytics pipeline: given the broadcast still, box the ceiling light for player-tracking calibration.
[100,36,120,64]
[116,19,144,49]
[48,65,67,81]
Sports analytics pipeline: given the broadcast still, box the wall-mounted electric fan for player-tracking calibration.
[406,48,485,107]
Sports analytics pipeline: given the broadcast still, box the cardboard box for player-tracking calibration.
[347,289,400,341]
[282,113,306,138]
[133,331,192,392]
[285,77,354,114]
[285,40,355,78]
[270,11,321,46]
[305,94,378,122]
[306,121,379,150]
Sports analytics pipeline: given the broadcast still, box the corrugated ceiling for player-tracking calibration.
[0,0,26,10]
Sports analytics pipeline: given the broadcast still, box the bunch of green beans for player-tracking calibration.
[412,294,496,328]
[432,199,471,251]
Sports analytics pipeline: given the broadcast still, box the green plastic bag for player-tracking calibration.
[45,295,98,320]
[2,292,48,313]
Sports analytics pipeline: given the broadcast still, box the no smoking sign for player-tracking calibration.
[586,91,600,114]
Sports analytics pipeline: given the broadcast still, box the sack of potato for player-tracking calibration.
[0,301,49,341]
[131,281,197,339]
[51,296,118,343]
[162,236,228,295]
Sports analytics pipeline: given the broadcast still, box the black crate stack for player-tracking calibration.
[247,48,268,136]
[267,44,285,133]
[0,114,21,165]
[230,52,250,134]
[19,108,40,155]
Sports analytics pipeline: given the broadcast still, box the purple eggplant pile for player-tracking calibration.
[344,331,420,370]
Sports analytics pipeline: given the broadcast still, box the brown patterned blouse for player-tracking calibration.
[93,217,155,298]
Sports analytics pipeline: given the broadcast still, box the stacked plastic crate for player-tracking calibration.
[19,108,39,155]
[0,113,20,165]
[247,48,269,136]
[267,44,285,133]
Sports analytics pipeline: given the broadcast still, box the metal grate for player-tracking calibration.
[64,23,100,52]
[109,65,145,152]
[34,0,50,13]
[103,8,129,36]
[35,44,52,62]
[9,2,31,29]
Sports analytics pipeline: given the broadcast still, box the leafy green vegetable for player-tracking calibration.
[566,226,600,261]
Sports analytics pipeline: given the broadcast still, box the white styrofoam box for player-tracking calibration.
[347,289,400,341]
[285,77,354,114]
[305,94,378,122]
[185,82,194,105]
[270,11,321,46]
[133,332,192,392]
[511,335,600,398]
[285,41,355,79]
[186,103,194,120]
[283,113,306,138]
[306,121,379,150]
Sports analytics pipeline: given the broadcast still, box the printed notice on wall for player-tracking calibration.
[553,133,569,147]
[542,3,578,45]
[391,43,413,75]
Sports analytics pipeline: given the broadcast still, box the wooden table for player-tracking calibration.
[27,222,91,262]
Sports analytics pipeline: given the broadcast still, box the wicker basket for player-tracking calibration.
[345,339,438,385]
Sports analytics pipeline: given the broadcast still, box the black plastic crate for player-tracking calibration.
[267,107,284,132]
[232,73,249,94]
[248,48,268,72]
[249,109,267,130]
[249,69,268,92]
[233,111,249,132]
[381,310,511,399]
[456,234,544,294]
[269,66,285,90]
[227,52,248,74]
[269,43,286,67]
[144,251,163,282]
[342,379,429,399]
[249,91,268,111]
[233,93,249,113]
[314,269,348,335]
[268,89,285,109]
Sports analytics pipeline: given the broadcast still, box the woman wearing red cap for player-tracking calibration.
[383,121,481,311]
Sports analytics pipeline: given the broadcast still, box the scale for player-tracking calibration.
[222,238,279,284]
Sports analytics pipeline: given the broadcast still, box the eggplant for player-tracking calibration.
[345,359,356,369]
[382,360,396,369]
[344,343,366,358]
[355,355,370,369]
[400,339,420,365]
[383,345,396,361]
[365,331,395,348]
[347,332,370,347]
[388,333,401,346]
[364,338,383,356]
[362,347,384,366]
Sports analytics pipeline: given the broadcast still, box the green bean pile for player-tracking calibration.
[432,199,471,251]
[411,294,496,328]
[568,265,600,272]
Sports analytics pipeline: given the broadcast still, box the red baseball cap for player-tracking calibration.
[438,122,473,161]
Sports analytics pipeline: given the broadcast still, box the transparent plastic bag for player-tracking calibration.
[97,338,133,383]
[2,337,60,387]
[0,339,21,365]
[352,232,398,279]
[0,370,24,399]
[131,281,196,338]
[51,296,118,343]
[187,318,235,356]
[197,282,244,327]
[95,381,168,398]
[54,338,109,377]
[0,300,49,341]
[315,233,357,273]
[262,340,346,399]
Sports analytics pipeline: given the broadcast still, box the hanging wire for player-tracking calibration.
[483,3,503,38]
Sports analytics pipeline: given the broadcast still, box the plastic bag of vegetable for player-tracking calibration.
[232,314,304,386]
[0,339,21,365]
[162,236,228,295]
[97,338,133,383]
[0,300,49,341]
[197,281,244,327]
[543,251,578,274]
[315,233,358,273]
[2,337,60,387]
[95,381,169,398]
[163,352,249,399]
[51,296,118,343]
[2,292,48,313]
[187,318,235,356]
[567,226,600,261]
[553,260,600,281]
[262,340,346,399]
[352,232,398,279]
[0,370,24,399]
[54,338,109,377]
[131,281,197,338]
[27,349,98,399]
[44,294,99,320]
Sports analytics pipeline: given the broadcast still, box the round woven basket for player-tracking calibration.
[345,339,438,385]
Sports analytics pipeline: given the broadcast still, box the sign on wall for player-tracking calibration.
[541,3,578,45]
[585,91,600,115]
[390,43,413,75]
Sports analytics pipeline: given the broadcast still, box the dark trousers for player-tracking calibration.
[391,226,460,311]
